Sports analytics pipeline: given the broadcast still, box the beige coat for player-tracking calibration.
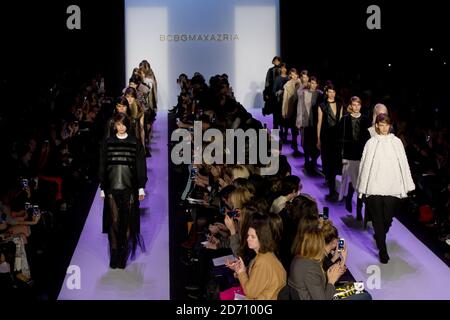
[282,79,300,119]
[238,252,287,300]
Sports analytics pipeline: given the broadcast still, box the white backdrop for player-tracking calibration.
[125,0,279,110]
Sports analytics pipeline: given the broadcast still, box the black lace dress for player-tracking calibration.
[99,134,147,268]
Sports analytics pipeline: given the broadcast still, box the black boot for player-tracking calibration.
[145,147,152,158]
[292,148,302,157]
[116,246,129,269]
[375,233,390,264]
[109,249,118,269]
[356,198,363,221]
[379,249,390,264]
[325,180,338,202]
[346,184,354,213]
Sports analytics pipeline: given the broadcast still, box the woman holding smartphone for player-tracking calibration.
[226,213,286,300]
[288,228,346,300]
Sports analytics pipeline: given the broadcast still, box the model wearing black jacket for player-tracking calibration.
[99,113,147,269]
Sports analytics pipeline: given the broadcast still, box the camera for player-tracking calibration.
[338,238,345,252]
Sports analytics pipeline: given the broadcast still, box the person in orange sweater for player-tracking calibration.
[226,213,286,300]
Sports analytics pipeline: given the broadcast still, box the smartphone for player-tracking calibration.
[227,210,239,219]
[21,179,29,189]
[190,167,198,179]
[323,207,329,220]
[338,238,345,252]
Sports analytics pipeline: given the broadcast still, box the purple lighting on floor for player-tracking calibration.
[253,109,450,300]
[58,112,170,300]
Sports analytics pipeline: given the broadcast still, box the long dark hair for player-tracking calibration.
[115,97,131,116]
[285,194,319,225]
[248,212,276,254]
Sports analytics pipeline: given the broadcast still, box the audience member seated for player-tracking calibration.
[288,228,346,300]
[225,213,286,300]
[270,175,301,214]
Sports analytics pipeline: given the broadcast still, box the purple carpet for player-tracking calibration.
[58,112,169,300]
[253,109,450,300]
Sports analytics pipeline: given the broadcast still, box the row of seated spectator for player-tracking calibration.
[0,71,114,297]
[1,58,159,296]
[169,72,371,300]
[400,124,450,242]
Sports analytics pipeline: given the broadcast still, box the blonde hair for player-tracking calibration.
[348,96,362,113]
[231,165,250,180]
[321,220,339,245]
[372,103,389,125]
[298,229,325,261]
[229,187,252,210]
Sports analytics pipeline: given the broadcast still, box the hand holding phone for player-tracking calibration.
[190,167,198,179]
[32,205,40,216]
[227,210,240,219]
[21,179,29,189]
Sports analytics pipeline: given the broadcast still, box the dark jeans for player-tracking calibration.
[285,111,299,150]
[320,129,340,194]
[302,126,319,165]
[366,195,400,254]
[273,102,282,132]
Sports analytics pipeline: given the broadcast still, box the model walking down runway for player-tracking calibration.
[356,114,415,263]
